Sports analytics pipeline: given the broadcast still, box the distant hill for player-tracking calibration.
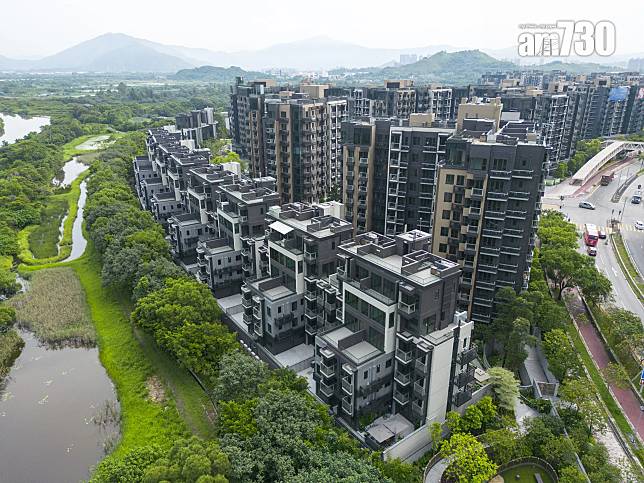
[331,50,517,84]
[173,65,269,82]
[534,60,623,74]
[0,33,629,74]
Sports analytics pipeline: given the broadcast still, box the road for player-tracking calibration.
[544,157,644,321]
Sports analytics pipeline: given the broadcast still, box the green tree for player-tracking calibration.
[165,322,239,383]
[0,269,19,297]
[440,433,498,483]
[542,328,581,380]
[487,367,520,413]
[559,466,587,483]
[503,317,535,370]
[542,435,578,470]
[429,422,443,452]
[540,247,589,299]
[213,350,269,402]
[602,362,630,389]
[481,428,529,465]
[559,378,606,433]
[0,223,18,256]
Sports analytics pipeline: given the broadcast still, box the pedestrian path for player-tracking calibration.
[564,288,644,442]
[570,222,644,234]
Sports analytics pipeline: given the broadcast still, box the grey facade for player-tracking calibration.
[431,121,545,324]
[314,230,475,430]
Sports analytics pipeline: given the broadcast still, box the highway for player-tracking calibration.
[544,157,644,321]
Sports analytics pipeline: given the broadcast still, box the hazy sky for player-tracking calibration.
[2,0,643,58]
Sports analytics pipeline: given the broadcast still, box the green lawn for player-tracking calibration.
[62,132,124,159]
[500,464,554,483]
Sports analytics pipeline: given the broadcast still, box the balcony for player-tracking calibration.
[305,322,318,336]
[486,211,506,220]
[489,170,512,180]
[512,169,534,179]
[479,246,500,257]
[456,367,476,387]
[413,381,426,396]
[398,301,417,315]
[304,251,318,262]
[454,388,473,407]
[458,346,478,365]
[341,395,353,415]
[394,370,411,386]
[319,380,335,398]
[471,188,483,198]
[415,358,428,374]
[242,313,253,326]
[508,191,530,201]
[393,390,410,406]
[487,191,508,201]
[342,376,353,395]
[335,307,343,322]
[241,297,252,309]
[319,361,336,379]
[412,401,425,415]
[395,348,413,364]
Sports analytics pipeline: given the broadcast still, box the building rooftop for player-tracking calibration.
[268,203,352,238]
[340,231,460,286]
[321,326,382,365]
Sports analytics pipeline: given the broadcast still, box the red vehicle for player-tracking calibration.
[584,224,599,247]
[600,172,614,186]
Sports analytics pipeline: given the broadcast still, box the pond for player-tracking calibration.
[63,179,88,262]
[0,330,118,483]
[499,463,555,483]
[0,112,50,145]
[52,156,90,188]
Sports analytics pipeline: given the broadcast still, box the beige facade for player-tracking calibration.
[456,97,503,130]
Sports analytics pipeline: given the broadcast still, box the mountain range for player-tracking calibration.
[0,32,633,75]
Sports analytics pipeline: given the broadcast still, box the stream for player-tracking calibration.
[0,115,118,483]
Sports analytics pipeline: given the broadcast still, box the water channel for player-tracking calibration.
[0,113,117,483]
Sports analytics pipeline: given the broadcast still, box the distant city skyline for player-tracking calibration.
[2,0,643,59]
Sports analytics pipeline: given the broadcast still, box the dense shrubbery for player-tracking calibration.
[556,138,602,178]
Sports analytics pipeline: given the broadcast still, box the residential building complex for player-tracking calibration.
[431,119,545,324]
[313,230,475,430]
[241,202,353,353]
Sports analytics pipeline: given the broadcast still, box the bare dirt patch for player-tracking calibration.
[146,375,166,403]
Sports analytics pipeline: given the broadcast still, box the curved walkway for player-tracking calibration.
[424,457,448,483]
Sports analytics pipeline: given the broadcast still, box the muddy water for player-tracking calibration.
[0,330,118,483]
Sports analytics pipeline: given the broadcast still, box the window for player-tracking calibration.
[292,302,297,311]
[442,210,450,220]
[443,192,453,202]
[456,175,465,186]
[363,370,368,380]
[388,313,394,329]
[267,307,271,317]
[440,227,449,237]
[376,364,381,373]
[445,174,454,184]
[439,243,447,252]
[278,306,282,314]
[386,359,392,368]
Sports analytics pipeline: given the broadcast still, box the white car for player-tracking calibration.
[635,221,644,231]
[578,201,596,210]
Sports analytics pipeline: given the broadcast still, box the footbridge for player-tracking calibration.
[570,140,644,185]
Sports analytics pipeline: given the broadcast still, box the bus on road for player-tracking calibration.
[584,224,599,247]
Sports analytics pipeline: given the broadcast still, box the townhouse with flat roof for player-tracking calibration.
[314,230,475,431]
[241,202,353,353]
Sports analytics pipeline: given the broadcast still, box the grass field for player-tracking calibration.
[62,133,123,159]
[18,170,88,265]
[8,267,95,347]
[28,198,67,259]
[66,248,190,458]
